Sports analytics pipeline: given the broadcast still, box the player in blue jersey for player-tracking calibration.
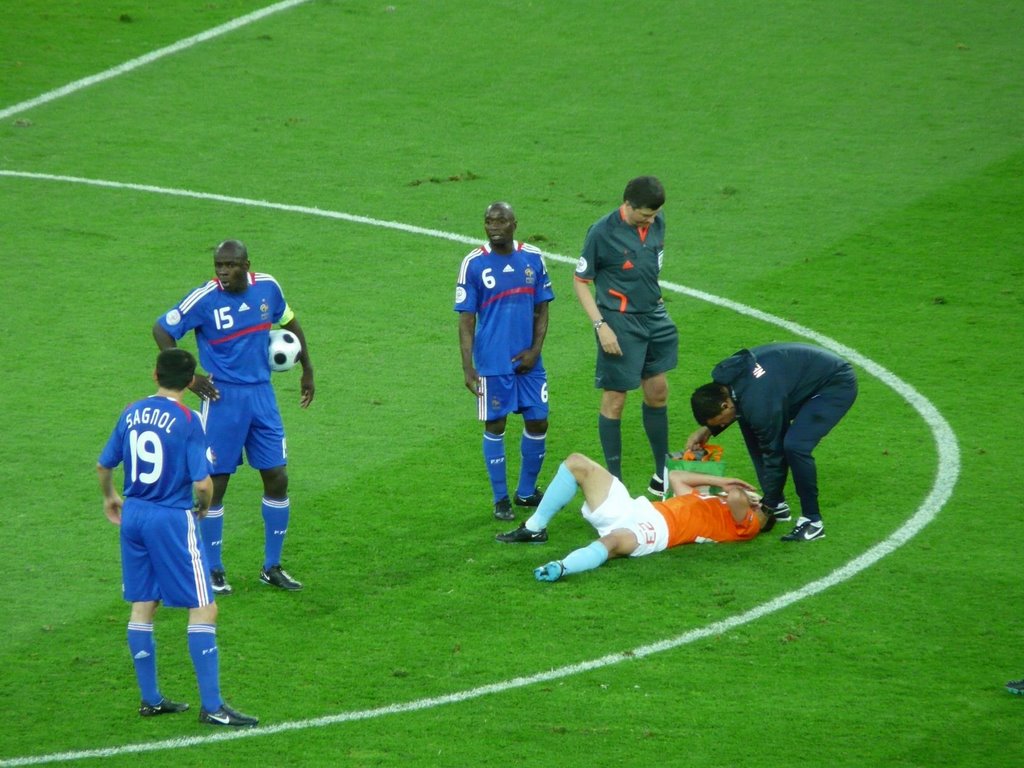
[97,348,257,726]
[456,202,555,521]
[153,239,314,593]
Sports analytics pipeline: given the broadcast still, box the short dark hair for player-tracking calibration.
[623,176,665,210]
[691,383,728,425]
[155,348,197,390]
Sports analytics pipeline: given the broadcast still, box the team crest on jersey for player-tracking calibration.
[260,299,270,320]
[524,266,536,284]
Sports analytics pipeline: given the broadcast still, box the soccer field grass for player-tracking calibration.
[1,1,1022,766]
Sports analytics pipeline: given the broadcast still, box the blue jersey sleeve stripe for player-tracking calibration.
[457,249,484,283]
[253,272,282,290]
[178,281,218,314]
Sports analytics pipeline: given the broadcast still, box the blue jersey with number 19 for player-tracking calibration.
[454,241,555,376]
[156,272,287,385]
[98,396,212,509]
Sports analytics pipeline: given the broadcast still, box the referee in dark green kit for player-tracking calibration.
[573,176,679,495]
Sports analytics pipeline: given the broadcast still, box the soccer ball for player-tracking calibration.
[268,329,301,372]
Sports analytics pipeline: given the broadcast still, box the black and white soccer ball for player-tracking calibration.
[268,329,301,372]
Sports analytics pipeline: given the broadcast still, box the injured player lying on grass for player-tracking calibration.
[496,452,770,581]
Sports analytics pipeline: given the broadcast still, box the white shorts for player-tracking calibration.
[581,476,669,558]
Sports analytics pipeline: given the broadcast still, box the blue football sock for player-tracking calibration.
[482,430,508,502]
[642,403,669,477]
[561,540,610,575]
[262,496,290,569]
[515,429,547,498]
[200,507,225,571]
[187,623,222,713]
[127,622,160,705]
[598,415,622,479]
[525,462,578,531]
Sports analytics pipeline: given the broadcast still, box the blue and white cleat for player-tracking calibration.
[534,561,565,582]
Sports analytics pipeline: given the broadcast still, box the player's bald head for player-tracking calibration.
[485,201,516,220]
[215,239,248,262]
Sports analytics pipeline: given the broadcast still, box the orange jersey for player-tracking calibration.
[651,490,761,548]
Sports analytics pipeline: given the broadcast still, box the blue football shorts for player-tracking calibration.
[120,499,213,608]
[477,368,549,421]
[202,381,287,473]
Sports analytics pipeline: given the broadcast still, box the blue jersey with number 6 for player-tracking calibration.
[98,396,212,509]
[454,241,554,376]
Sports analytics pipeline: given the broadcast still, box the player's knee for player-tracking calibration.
[192,602,218,624]
[525,418,548,435]
[564,452,600,480]
[262,467,289,497]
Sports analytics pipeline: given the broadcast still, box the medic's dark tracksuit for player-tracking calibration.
[709,343,858,521]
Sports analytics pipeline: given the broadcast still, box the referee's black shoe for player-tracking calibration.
[496,523,548,544]
[647,474,665,498]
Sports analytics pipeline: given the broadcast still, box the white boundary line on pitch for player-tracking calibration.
[0,0,312,122]
[0,171,962,767]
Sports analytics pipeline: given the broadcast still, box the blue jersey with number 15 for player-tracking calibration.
[98,396,212,509]
[157,272,287,385]
[454,241,554,376]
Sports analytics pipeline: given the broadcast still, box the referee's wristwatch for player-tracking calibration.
[593,318,606,331]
